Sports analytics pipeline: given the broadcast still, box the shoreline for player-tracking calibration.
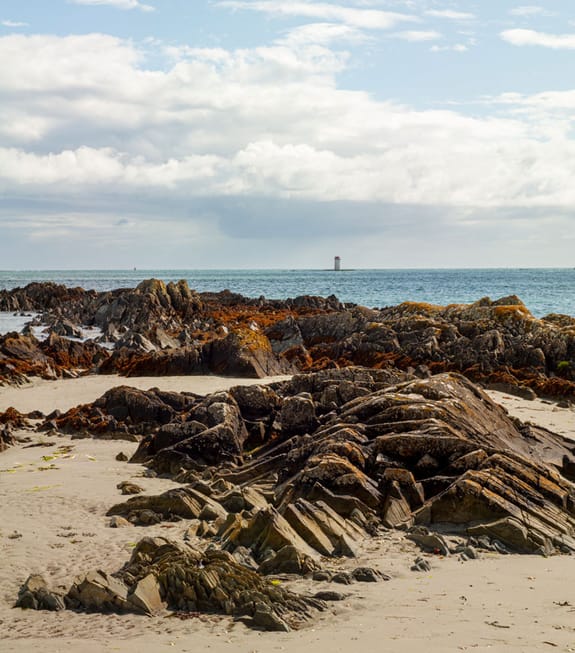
[1,270,574,318]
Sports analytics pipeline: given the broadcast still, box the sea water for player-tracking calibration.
[0,268,574,318]
[0,312,39,336]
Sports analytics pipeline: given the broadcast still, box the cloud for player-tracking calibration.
[431,43,468,52]
[0,34,143,94]
[1,19,28,27]
[279,22,368,46]
[393,30,441,42]
[2,29,575,267]
[68,0,155,12]
[216,1,417,30]
[502,29,575,49]
[0,32,573,210]
[509,6,555,17]
[425,10,475,21]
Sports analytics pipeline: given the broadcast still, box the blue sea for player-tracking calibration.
[0,268,574,318]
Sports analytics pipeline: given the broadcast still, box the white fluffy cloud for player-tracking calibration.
[424,10,474,21]
[501,29,575,49]
[279,22,368,46]
[68,0,154,11]
[509,6,555,18]
[430,43,467,52]
[1,19,29,27]
[1,31,575,215]
[393,30,441,42]
[217,1,416,30]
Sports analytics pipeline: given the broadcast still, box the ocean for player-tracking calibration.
[0,268,574,319]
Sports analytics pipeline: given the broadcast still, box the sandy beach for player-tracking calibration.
[2,376,575,652]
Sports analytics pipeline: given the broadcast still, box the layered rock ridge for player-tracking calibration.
[14,368,575,628]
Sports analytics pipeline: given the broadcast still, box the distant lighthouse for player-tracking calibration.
[334,256,341,271]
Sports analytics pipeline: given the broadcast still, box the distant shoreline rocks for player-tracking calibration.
[0,280,574,403]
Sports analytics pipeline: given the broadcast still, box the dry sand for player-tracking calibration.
[1,376,575,652]
[487,389,575,442]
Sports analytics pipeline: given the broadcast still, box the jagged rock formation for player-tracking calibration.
[43,368,575,555]
[26,537,327,630]
[16,367,575,630]
[0,279,203,336]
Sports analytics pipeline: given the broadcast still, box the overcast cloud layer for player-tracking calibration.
[0,0,574,268]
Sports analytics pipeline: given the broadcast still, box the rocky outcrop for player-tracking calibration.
[48,386,195,439]
[0,282,92,313]
[62,537,326,630]
[44,368,575,556]
[0,331,109,386]
[4,281,575,398]
[0,406,34,451]
[16,367,575,632]
[266,297,575,399]
[165,371,575,553]
[0,280,331,383]
[0,279,203,340]
[0,332,57,385]
[105,329,294,379]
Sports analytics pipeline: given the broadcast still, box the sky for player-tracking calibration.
[1,0,575,269]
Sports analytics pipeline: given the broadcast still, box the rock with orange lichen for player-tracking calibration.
[206,328,293,378]
[102,328,294,379]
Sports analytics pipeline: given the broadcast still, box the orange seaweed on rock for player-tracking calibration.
[394,301,444,316]
[0,406,31,427]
